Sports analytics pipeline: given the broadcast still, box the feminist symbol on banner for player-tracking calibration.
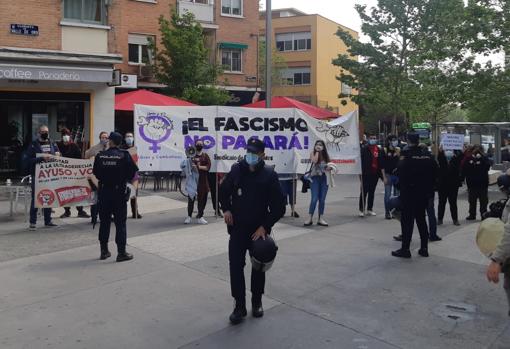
[137,113,174,153]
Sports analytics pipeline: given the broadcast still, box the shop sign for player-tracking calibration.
[121,74,138,89]
[0,64,113,83]
[10,24,39,36]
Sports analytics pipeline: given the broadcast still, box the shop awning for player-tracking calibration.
[115,89,196,111]
[243,96,339,120]
[218,42,248,50]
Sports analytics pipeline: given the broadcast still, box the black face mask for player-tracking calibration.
[40,133,49,140]
[196,145,203,151]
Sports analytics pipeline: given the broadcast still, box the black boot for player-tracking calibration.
[116,251,134,262]
[391,249,411,258]
[418,249,429,257]
[252,296,264,318]
[100,243,111,260]
[229,300,247,325]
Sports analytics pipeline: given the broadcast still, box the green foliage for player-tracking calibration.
[258,40,287,88]
[333,0,476,132]
[182,86,230,106]
[149,9,226,105]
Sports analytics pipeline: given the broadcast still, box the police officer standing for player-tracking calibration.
[219,137,285,324]
[93,132,138,262]
[392,133,438,258]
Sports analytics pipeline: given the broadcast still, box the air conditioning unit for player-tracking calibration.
[138,65,154,80]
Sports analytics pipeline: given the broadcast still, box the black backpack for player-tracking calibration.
[482,198,509,220]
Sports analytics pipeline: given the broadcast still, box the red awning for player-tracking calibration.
[115,89,196,111]
[243,96,338,120]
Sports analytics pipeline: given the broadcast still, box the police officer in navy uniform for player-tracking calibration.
[219,137,286,324]
[392,133,438,259]
[93,132,138,262]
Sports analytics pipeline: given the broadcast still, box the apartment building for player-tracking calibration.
[260,8,358,115]
[0,0,122,163]
[111,0,260,105]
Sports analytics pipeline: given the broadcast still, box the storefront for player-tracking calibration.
[0,47,122,177]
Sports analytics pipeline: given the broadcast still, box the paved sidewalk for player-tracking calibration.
[0,176,509,348]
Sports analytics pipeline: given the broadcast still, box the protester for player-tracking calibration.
[486,173,510,316]
[85,131,109,225]
[304,140,333,226]
[57,128,90,219]
[392,133,437,259]
[462,145,491,220]
[359,134,383,217]
[437,148,463,226]
[181,140,211,224]
[219,137,285,324]
[93,132,138,262]
[207,172,222,217]
[383,135,400,219]
[122,132,142,219]
[279,174,299,218]
[423,144,440,242]
[502,139,510,162]
[27,125,59,230]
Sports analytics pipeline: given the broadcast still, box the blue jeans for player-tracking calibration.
[309,174,328,216]
[427,194,438,238]
[384,175,399,214]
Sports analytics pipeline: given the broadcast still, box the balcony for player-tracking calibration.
[177,0,214,24]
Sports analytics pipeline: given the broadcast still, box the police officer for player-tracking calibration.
[392,133,438,259]
[93,132,138,262]
[219,137,286,324]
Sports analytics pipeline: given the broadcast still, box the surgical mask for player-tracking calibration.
[100,139,108,145]
[40,133,49,140]
[391,140,398,147]
[315,145,324,152]
[195,145,203,151]
[445,150,453,160]
[245,152,260,166]
[62,135,71,143]
[368,139,377,145]
[125,137,134,146]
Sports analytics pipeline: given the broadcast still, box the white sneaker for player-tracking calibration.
[197,217,208,225]
[318,218,329,226]
[367,211,377,216]
[29,224,36,231]
[184,216,192,224]
[359,211,365,217]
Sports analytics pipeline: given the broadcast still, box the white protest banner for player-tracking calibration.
[134,105,361,174]
[34,155,97,208]
[440,133,464,151]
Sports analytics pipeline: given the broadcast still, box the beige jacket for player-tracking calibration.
[84,143,108,159]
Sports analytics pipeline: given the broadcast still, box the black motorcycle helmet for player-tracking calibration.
[250,235,278,272]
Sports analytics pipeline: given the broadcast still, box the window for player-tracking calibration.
[221,0,242,16]
[341,83,352,96]
[276,32,312,52]
[282,67,311,85]
[222,49,242,72]
[63,0,106,24]
[128,34,154,65]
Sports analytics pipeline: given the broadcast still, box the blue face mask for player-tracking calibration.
[445,150,454,160]
[245,152,260,166]
[368,139,377,145]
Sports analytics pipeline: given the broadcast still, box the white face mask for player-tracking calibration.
[62,135,70,143]
[125,137,134,146]
[391,140,398,147]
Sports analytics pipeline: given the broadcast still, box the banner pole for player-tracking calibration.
[215,173,219,218]
[291,176,296,217]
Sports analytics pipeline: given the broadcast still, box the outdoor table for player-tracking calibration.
[0,185,28,218]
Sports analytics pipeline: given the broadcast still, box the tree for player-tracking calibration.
[333,0,471,133]
[257,40,287,89]
[149,10,230,105]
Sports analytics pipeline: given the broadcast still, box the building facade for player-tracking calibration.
[260,8,358,115]
[111,0,260,105]
[0,0,122,175]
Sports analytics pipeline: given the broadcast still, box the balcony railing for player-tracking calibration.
[177,0,214,23]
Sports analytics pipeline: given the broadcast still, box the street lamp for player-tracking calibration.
[265,0,272,108]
